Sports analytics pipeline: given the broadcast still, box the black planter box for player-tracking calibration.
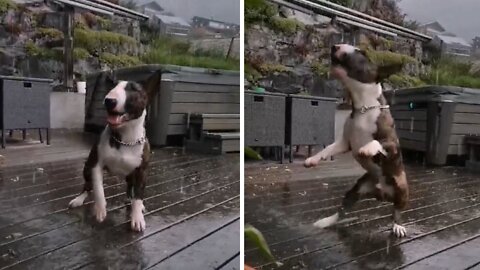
[0,76,53,148]
[286,94,336,162]
[245,91,286,163]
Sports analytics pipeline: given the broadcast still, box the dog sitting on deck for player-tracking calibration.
[68,75,158,232]
[304,44,409,237]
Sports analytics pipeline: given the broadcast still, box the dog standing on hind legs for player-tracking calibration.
[68,74,159,232]
[304,44,409,237]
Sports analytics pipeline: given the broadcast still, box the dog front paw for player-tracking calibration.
[392,223,407,237]
[131,211,146,232]
[93,202,107,223]
[358,140,385,157]
[304,155,326,167]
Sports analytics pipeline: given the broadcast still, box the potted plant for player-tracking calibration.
[76,73,87,94]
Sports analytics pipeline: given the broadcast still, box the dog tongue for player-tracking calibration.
[107,115,122,125]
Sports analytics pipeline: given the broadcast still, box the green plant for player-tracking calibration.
[98,17,112,30]
[245,147,263,160]
[74,28,136,53]
[245,225,282,267]
[387,74,425,88]
[36,28,64,40]
[270,17,304,35]
[311,62,329,77]
[73,48,90,60]
[0,0,16,14]
[366,50,416,66]
[245,62,262,82]
[257,63,288,75]
[99,53,142,68]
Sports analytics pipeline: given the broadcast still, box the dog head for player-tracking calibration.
[104,81,148,129]
[330,44,403,85]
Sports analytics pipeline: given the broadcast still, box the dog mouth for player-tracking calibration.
[106,111,127,128]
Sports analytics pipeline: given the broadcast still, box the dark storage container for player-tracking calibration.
[244,91,286,163]
[0,76,53,148]
[286,94,337,162]
[385,86,480,165]
[147,67,240,146]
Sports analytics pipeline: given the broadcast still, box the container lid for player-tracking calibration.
[288,94,338,102]
[0,75,53,83]
[384,85,480,105]
[244,90,287,97]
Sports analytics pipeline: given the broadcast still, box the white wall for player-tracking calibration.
[50,93,85,129]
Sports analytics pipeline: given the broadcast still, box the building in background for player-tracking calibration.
[419,21,472,58]
[191,16,239,38]
[137,1,191,36]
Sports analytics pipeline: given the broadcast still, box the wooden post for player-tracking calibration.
[63,6,74,92]
[226,36,235,59]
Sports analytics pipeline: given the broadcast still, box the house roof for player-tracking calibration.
[421,21,446,32]
[437,34,471,47]
[137,0,164,11]
[154,14,190,27]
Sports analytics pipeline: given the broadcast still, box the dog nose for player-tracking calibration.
[104,98,117,111]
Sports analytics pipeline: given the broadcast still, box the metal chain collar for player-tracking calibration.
[111,129,146,146]
[357,104,390,114]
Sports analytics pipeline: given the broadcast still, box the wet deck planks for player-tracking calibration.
[245,158,480,270]
[0,147,240,270]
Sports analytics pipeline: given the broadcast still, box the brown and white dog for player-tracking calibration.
[68,78,156,232]
[305,44,409,237]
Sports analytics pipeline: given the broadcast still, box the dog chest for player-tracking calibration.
[100,143,144,176]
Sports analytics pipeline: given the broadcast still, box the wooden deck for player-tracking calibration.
[245,154,480,270]
[0,130,240,269]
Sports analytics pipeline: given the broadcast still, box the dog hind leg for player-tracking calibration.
[314,173,376,228]
[391,171,409,237]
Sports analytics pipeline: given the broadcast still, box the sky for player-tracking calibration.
[398,0,480,42]
[136,0,240,24]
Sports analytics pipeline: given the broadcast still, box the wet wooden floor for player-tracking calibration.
[245,155,480,270]
[0,131,240,270]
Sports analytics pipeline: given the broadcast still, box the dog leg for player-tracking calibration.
[305,139,349,167]
[314,173,375,228]
[69,144,98,208]
[392,171,409,238]
[91,166,107,222]
[128,167,147,232]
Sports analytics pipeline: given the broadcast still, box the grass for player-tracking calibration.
[142,37,239,70]
[421,57,480,89]
[99,53,142,68]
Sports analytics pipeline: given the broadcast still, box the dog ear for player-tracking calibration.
[376,64,403,82]
[141,70,162,102]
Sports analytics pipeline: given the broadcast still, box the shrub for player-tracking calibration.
[366,50,416,66]
[0,0,16,14]
[25,41,62,61]
[311,62,329,77]
[74,28,136,53]
[387,74,425,88]
[257,63,288,74]
[99,53,142,68]
[420,57,480,89]
[36,28,64,40]
[269,17,304,35]
[73,48,90,60]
